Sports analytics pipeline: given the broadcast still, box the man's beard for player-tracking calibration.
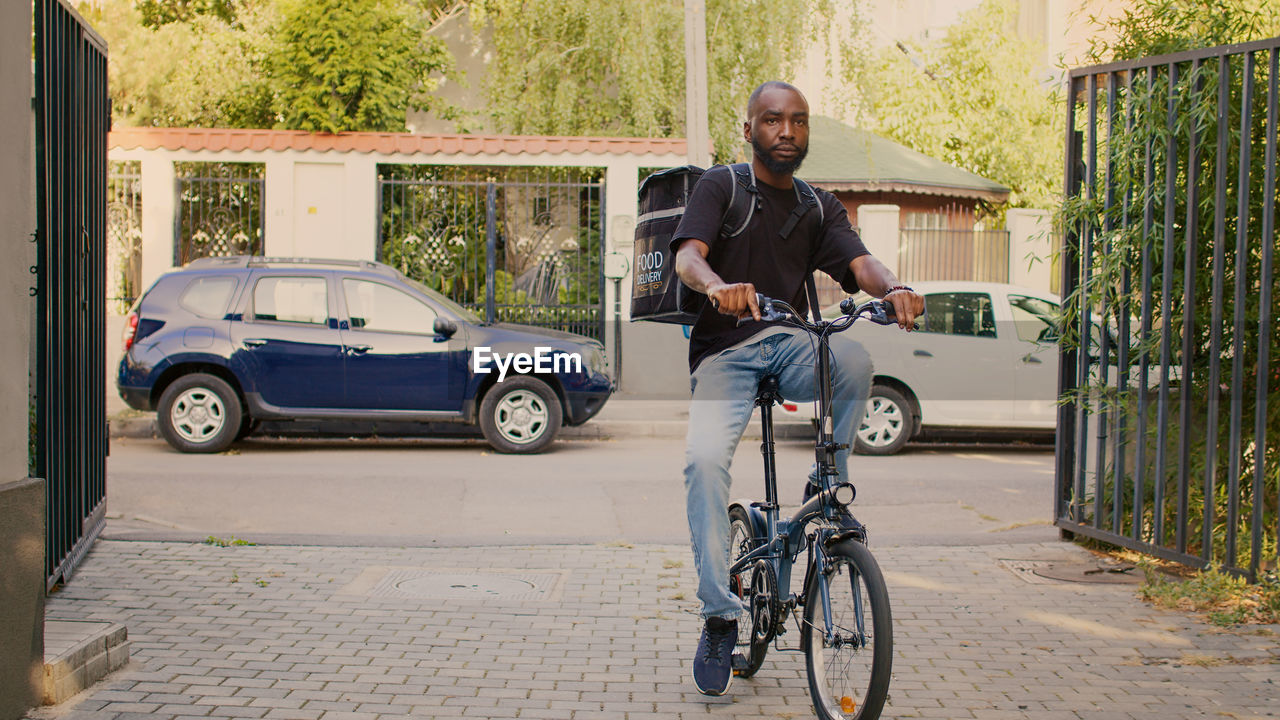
[751,135,808,174]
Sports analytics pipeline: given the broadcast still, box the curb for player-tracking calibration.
[108,414,813,442]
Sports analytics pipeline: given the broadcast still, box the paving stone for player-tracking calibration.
[26,540,1280,720]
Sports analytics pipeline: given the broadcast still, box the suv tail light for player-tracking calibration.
[122,312,139,351]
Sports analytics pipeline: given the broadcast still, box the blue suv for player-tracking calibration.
[117,257,613,454]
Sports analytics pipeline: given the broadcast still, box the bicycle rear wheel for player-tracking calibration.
[801,539,892,720]
[728,505,769,677]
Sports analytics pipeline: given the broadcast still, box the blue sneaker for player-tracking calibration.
[693,616,737,695]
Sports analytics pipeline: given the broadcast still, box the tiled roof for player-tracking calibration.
[802,116,1011,202]
[108,127,689,157]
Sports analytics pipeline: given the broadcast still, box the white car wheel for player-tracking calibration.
[855,386,915,455]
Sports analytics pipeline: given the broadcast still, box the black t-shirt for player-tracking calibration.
[670,165,869,372]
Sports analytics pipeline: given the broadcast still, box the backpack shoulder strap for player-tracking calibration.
[793,178,826,323]
[720,162,758,238]
[778,177,822,240]
[794,178,824,227]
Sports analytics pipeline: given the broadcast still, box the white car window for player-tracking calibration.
[253,276,328,325]
[920,292,997,338]
[343,279,438,334]
[1009,295,1060,344]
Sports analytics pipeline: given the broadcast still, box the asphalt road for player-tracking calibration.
[104,435,1058,548]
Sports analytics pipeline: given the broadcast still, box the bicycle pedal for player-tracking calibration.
[731,652,749,672]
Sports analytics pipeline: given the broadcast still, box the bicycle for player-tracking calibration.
[726,293,897,720]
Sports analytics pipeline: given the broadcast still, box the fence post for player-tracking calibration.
[855,205,900,274]
[485,182,496,324]
[139,156,174,290]
[263,157,292,257]
[1006,208,1052,293]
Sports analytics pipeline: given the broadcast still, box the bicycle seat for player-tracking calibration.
[755,375,782,405]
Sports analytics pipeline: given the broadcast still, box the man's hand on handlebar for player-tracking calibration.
[707,282,762,322]
[884,287,925,332]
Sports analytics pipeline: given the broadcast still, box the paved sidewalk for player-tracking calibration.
[29,539,1279,720]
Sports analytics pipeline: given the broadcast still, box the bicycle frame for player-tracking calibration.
[728,298,887,646]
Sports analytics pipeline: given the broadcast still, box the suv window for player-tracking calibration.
[343,279,438,334]
[921,292,996,338]
[252,276,328,325]
[179,276,237,319]
[1009,295,1059,343]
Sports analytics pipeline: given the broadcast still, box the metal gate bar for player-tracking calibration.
[34,0,109,590]
[1057,37,1279,579]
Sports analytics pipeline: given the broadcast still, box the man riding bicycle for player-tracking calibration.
[670,80,924,696]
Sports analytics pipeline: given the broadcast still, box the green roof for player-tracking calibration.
[797,116,1010,201]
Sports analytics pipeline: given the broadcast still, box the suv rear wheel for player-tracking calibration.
[157,373,243,453]
[478,376,562,453]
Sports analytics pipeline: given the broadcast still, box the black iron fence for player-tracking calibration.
[108,160,142,312]
[898,207,1010,284]
[34,0,109,590]
[1057,37,1279,580]
[175,162,265,265]
[378,165,606,341]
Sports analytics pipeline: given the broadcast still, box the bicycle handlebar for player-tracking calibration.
[737,293,916,330]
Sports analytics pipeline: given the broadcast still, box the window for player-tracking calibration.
[1009,295,1059,344]
[343,279,438,334]
[179,276,237,319]
[921,292,996,337]
[252,276,328,325]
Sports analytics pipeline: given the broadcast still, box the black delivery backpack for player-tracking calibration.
[630,163,824,325]
[630,165,706,324]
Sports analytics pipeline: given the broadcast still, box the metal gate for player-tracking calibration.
[174,162,265,265]
[1057,38,1279,580]
[108,160,142,313]
[897,205,1010,284]
[377,166,606,341]
[34,0,109,590]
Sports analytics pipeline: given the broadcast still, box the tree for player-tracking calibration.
[1082,0,1280,62]
[269,0,456,133]
[848,0,1062,209]
[468,0,855,161]
[135,0,239,27]
[81,0,460,132]
[80,0,277,128]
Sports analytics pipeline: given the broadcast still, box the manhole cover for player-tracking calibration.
[1032,562,1141,584]
[391,573,537,598]
[338,567,566,601]
[998,559,1060,584]
[998,559,1141,585]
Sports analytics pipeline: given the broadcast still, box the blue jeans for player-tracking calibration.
[684,329,873,620]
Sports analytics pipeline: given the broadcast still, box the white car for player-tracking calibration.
[784,282,1067,455]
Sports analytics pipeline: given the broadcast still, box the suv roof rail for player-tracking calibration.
[186,255,395,276]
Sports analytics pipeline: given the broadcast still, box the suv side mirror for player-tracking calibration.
[433,318,457,338]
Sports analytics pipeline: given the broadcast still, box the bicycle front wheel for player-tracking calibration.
[801,539,892,720]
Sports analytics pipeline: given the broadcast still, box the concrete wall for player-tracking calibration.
[1008,208,1054,295]
[0,1,44,716]
[0,481,45,720]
